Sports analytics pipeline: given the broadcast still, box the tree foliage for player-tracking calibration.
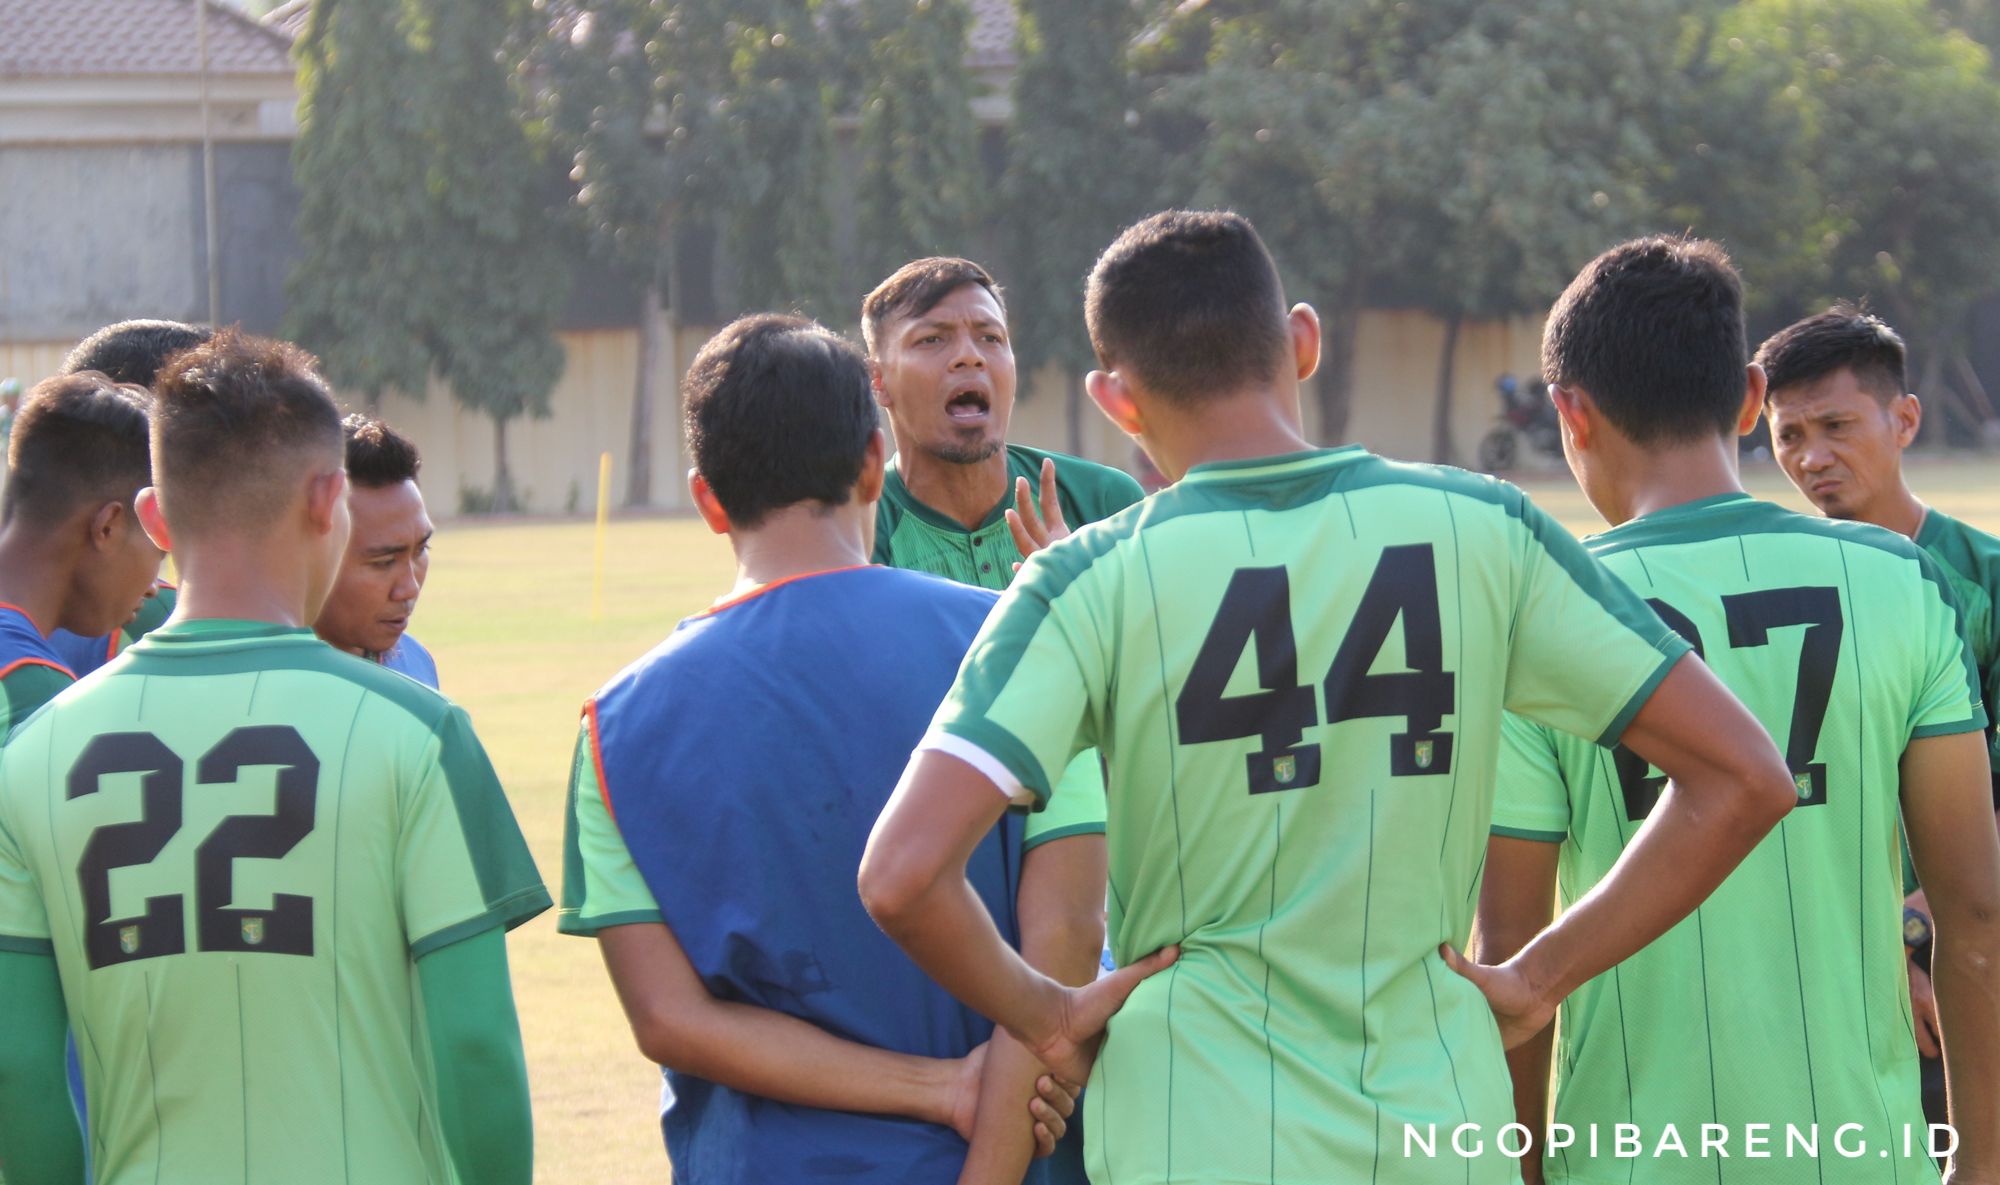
[1003,0,1146,380]
[853,0,984,284]
[285,0,434,404]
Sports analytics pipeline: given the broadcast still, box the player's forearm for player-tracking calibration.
[417,930,533,1185]
[866,863,1068,1049]
[1505,1026,1555,1184]
[0,950,85,1185]
[1933,910,2000,1173]
[642,995,962,1126]
[961,839,1108,1184]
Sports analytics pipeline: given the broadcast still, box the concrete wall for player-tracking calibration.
[0,141,297,338]
[1,308,1546,516]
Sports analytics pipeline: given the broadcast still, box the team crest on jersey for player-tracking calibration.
[1793,772,1813,800]
[1273,755,1298,785]
[242,918,265,946]
[1414,741,1436,770]
[118,925,139,955]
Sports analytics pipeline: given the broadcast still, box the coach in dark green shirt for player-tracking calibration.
[1759,304,2000,1133]
[862,257,1143,588]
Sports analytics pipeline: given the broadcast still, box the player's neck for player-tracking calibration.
[724,504,872,599]
[1854,485,1928,539]
[895,444,1010,530]
[1151,391,1315,479]
[0,523,75,636]
[170,542,315,628]
[1602,438,1745,527]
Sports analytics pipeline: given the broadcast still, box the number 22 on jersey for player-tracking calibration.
[1175,544,1456,795]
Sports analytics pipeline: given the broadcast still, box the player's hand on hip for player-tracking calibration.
[1910,960,1943,1059]
[1027,945,1179,1084]
[1006,458,1071,560]
[1440,943,1555,1050]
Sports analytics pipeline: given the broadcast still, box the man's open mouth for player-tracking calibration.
[947,388,990,421]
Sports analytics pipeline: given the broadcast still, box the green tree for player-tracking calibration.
[1719,0,2000,432]
[536,0,735,506]
[285,0,434,409]
[853,0,984,284]
[724,3,841,318]
[1003,0,1147,450]
[420,0,570,512]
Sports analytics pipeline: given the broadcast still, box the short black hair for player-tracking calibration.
[343,414,422,488]
[151,328,345,536]
[1754,304,1908,404]
[1085,210,1290,404]
[861,258,1007,356]
[683,314,877,529]
[2,372,153,528]
[1541,236,1747,445]
[61,320,215,388]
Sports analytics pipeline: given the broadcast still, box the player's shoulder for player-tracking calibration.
[124,624,461,733]
[1920,508,2000,582]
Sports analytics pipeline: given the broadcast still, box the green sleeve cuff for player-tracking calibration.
[1911,714,1988,740]
[1490,825,1566,843]
[938,718,1054,806]
[411,886,552,959]
[0,934,54,956]
[1594,643,1691,748]
[1020,821,1106,852]
[556,908,666,937]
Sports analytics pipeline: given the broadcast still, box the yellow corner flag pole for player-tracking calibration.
[592,451,613,620]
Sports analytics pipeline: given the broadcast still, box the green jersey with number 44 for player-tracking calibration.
[0,620,549,1185]
[926,447,1689,1184]
[1494,494,1984,1185]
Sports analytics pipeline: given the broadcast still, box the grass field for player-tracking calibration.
[423,456,2000,1183]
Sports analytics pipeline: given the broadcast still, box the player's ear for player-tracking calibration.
[1288,303,1322,382]
[86,499,125,552]
[1734,364,1768,436]
[135,487,172,553]
[305,467,348,537]
[869,359,890,407]
[855,430,887,508]
[1548,383,1592,450]
[688,470,731,536]
[1892,391,1923,448]
[1086,370,1144,437]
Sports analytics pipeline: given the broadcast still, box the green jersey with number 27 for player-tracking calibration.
[1494,494,1982,1185]
[924,446,1689,1185]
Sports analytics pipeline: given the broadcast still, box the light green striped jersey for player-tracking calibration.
[929,446,1689,1184]
[1494,494,1983,1185]
[0,620,550,1185]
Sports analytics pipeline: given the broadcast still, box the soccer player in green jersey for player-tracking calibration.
[860,210,1799,1184]
[863,257,1144,586]
[1476,241,2000,1184]
[0,330,548,1185]
[1757,311,2000,1098]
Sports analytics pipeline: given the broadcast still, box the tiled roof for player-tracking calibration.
[0,0,295,80]
[263,0,308,41]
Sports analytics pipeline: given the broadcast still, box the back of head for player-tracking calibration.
[62,320,215,388]
[2,372,153,528]
[343,414,422,489]
[151,329,345,539]
[1542,236,1747,445]
[1085,210,1290,405]
[860,257,1006,357]
[683,314,876,529]
[1753,305,1907,402]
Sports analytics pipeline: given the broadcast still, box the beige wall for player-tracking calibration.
[1,307,1547,516]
